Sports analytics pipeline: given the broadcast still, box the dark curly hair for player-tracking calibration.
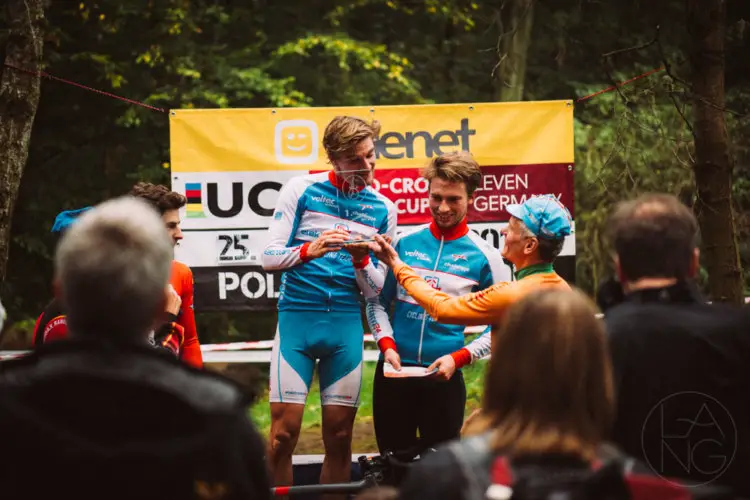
[128,182,186,215]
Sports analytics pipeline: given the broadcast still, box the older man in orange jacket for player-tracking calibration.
[370,194,573,367]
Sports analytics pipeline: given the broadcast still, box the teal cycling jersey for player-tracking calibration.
[261,171,397,312]
[356,219,511,367]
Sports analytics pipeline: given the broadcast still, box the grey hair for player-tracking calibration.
[55,196,173,341]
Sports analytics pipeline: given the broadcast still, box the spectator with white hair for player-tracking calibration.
[0,197,270,500]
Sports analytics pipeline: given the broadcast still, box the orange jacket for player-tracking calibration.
[170,261,203,368]
[392,261,570,366]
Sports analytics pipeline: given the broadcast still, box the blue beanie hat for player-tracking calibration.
[51,207,93,233]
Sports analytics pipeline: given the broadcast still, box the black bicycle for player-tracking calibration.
[270,445,432,497]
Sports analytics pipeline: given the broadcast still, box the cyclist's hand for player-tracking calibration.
[384,348,401,371]
[165,284,181,316]
[343,235,371,265]
[427,354,456,381]
[370,234,400,268]
[307,229,350,259]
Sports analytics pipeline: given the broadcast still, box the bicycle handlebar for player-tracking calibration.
[271,479,368,497]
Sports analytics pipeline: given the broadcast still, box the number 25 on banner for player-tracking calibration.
[216,234,258,265]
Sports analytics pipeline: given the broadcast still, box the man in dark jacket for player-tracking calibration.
[605,193,750,497]
[0,197,270,500]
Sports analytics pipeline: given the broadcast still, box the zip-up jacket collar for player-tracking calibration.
[429,217,469,241]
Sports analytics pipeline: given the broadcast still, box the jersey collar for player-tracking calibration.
[515,262,554,280]
[429,217,469,241]
[328,170,367,193]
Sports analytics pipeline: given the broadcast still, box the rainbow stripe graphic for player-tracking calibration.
[185,182,206,218]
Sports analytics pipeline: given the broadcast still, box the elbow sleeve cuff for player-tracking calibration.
[451,348,472,369]
[377,337,397,354]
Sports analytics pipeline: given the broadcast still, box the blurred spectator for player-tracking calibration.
[606,193,750,496]
[354,486,399,500]
[398,289,728,500]
[0,197,270,500]
[0,297,6,332]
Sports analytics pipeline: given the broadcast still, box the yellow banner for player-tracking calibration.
[169,100,573,172]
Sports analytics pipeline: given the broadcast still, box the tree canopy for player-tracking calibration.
[1,0,748,343]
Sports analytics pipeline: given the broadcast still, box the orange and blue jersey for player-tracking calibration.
[33,261,203,368]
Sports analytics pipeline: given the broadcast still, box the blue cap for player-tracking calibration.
[51,207,93,233]
[506,195,572,240]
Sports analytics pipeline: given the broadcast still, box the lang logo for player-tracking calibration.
[274,120,319,165]
[335,223,350,232]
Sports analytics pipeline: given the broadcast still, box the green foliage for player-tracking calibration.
[2,0,749,337]
[572,75,697,294]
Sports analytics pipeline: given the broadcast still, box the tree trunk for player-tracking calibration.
[0,0,45,283]
[688,0,744,303]
[494,0,535,102]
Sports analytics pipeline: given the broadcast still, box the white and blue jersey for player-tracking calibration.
[262,171,396,406]
[357,220,510,367]
[262,171,396,312]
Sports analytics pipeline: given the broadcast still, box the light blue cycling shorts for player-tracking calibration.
[269,311,364,407]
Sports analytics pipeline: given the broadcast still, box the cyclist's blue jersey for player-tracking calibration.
[359,220,511,366]
[261,171,397,312]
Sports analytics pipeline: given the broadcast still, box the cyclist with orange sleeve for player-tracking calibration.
[369,195,573,338]
[129,182,203,368]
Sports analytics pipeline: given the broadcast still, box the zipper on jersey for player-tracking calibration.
[417,236,444,364]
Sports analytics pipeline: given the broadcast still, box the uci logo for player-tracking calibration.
[204,182,282,218]
[274,120,319,165]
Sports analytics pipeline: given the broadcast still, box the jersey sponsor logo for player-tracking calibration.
[273,211,283,220]
[406,309,435,322]
[445,262,470,273]
[43,316,68,342]
[452,253,468,261]
[300,228,320,238]
[362,271,382,295]
[348,211,377,223]
[311,194,337,208]
[358,203,374,211]
[403,249,431,263]
[424,275,441,290]
[263,248,293,256]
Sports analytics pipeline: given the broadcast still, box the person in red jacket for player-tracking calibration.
[33,206,186,357]
[129,182,203,369]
